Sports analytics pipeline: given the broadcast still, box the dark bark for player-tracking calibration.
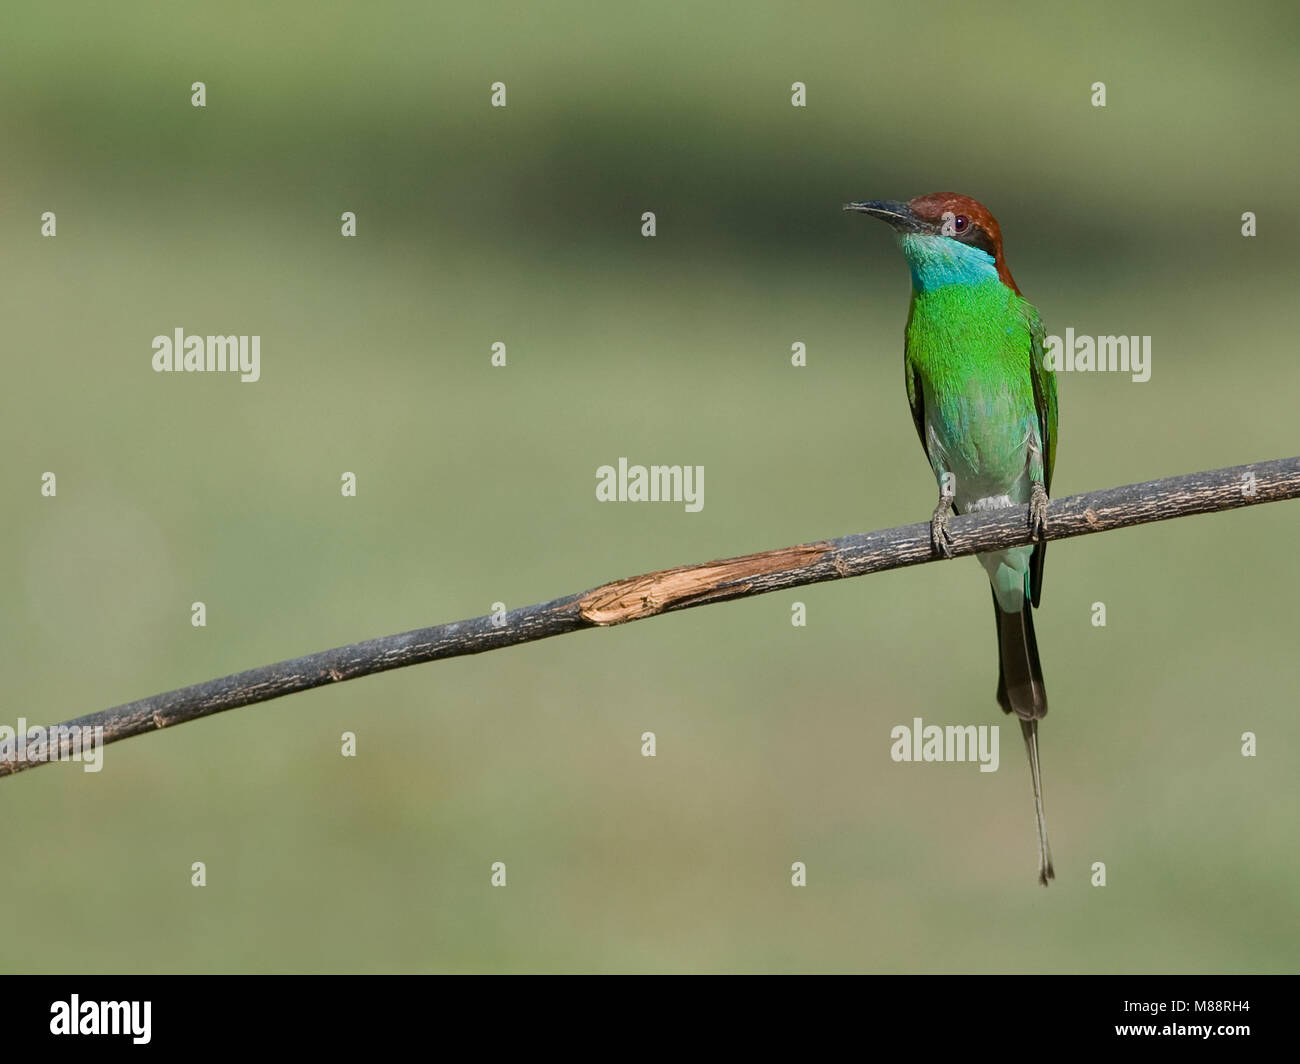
[3,456,1296,779]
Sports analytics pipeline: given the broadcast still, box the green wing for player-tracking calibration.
[905,353,928,460]
[1025,302,1057,494]
[903,301,934,473]
[1024,301,1057,606]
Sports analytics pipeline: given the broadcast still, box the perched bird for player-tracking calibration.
[845,193,1059,885]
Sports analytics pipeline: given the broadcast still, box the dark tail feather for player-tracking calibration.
[992,592,1047,721]
[991,592,1054,885]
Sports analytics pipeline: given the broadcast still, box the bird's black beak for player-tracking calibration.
[843,199,927,233]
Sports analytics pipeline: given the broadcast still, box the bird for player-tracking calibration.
[844,192,1059,886]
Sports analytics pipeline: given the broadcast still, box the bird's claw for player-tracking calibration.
[1029,482,1049,540]
[930,496,955,558]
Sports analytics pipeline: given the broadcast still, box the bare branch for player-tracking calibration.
[3,456,1297,779]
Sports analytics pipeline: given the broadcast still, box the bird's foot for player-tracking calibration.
[930,495,955,558]
[1029,482,1049,541]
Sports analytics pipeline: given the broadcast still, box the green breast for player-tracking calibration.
[905,279,1040,497]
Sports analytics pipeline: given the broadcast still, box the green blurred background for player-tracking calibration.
[2,0,1297,973]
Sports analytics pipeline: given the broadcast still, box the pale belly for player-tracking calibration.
[923,405,1039,512]
[923,394,1041,612]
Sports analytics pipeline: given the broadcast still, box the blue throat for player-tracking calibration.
[899,233,1000,292]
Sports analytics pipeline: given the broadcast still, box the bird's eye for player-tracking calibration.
[954,215,969,232]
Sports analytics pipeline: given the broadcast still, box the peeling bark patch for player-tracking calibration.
[578,543,832,625]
